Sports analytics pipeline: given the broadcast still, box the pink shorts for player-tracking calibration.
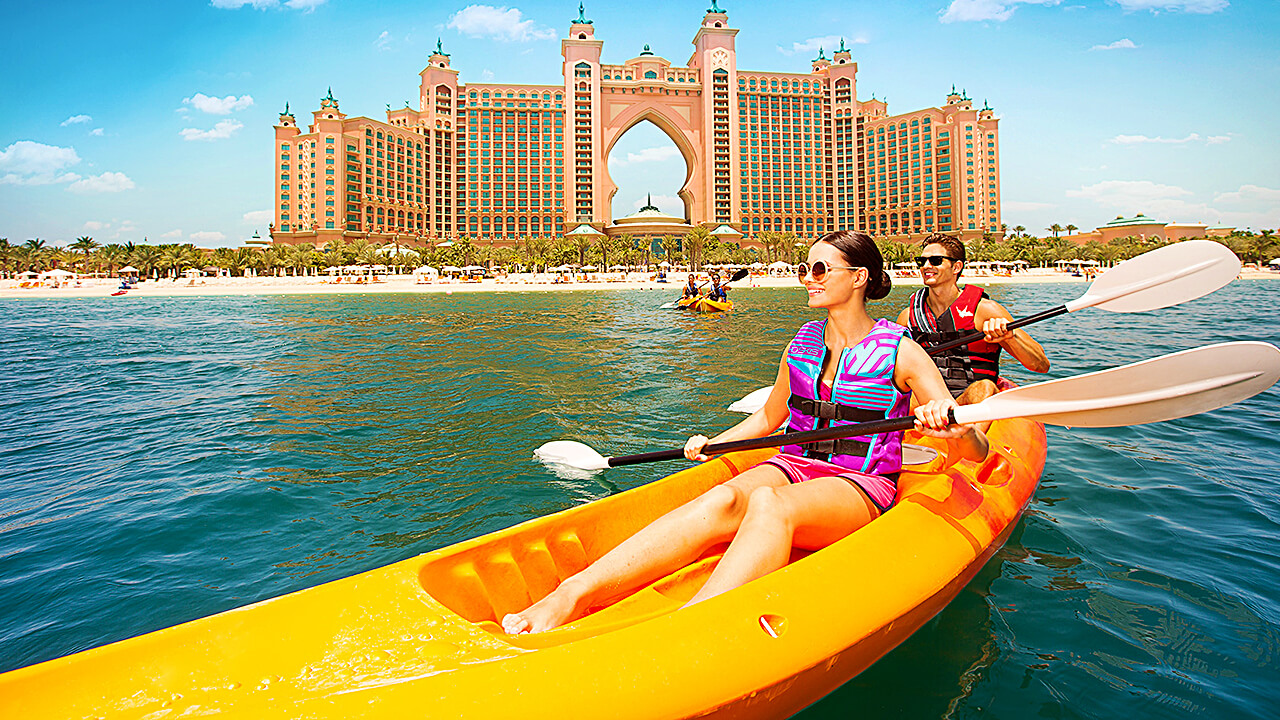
[761,453,898,513]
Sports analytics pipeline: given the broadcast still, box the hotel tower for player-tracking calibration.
[270,3,1002,248]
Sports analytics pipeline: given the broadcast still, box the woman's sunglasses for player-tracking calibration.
[797,260,861,282]
[913,255,958,268]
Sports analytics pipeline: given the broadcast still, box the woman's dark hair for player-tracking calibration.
[815,230,892,300]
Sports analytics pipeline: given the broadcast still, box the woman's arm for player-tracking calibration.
[894,338,989,462]
[684,356,791,461]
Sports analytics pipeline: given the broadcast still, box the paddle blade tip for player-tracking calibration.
[534,440,610,471]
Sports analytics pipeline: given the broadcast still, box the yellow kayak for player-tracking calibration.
[0,418,1046,718]
[691,296,733,313]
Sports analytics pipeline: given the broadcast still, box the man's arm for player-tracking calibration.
[975,298,1050,373]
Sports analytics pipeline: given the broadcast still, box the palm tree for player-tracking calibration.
[1013,225,1026,238]
[70,236,98,273]
[0,238,11,277]
[1065,224,1078,237]
[1047,224,1063,238]
[683,226,711,270]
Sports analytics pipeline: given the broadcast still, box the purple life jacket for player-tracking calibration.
[782,318,911,476]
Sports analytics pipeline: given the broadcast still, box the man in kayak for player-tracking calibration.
[503,230,988,634]
[895,233,1049,404]
[707,271,729,303]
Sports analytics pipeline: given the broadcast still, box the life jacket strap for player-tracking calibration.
[788,394,885,423]
[799,438,873,462]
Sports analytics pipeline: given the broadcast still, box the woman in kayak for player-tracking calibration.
[503,230,988,635]
[681,273,701,300]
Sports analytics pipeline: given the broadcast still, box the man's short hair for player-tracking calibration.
[923,233,966,263]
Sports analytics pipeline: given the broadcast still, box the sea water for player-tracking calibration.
[1,281,1277,718]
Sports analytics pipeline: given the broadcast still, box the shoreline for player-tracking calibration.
[3,270,1277,300]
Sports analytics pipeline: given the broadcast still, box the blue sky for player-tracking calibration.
[1,0,1276,247]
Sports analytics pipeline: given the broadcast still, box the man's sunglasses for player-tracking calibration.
[797,260,861,282]
[913,255,959,268]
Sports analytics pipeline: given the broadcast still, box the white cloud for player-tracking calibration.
[447,5,556,42]
[940,0,1061,23]
[1090,38,1138,50]
[633,194,682,214]
[83,220,106,231]
[375,30,391,50]
[0,140,82,185]
[1113,0,1227,13]
[180,119,245,141]
[1214,185,1280,207]
[190,231,226,243]
[778,35,868,56]
[161,229,184,239]
[1003,200,1057,212]
[480,69,495,81]
[61,114,92,126]
[1110,132,1230,145]
[183,93,254,114]
[243,209,272,225]
[89,128,105,136]
[611,146,681,167]
[211,0,326,10]
[68,171,136,194]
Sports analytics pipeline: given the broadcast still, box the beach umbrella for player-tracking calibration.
[581,265,598,271]
[414,266,439,275]
[609,265,628,271]
[41,269,76,278]
[1268,258,1280,266]
[441,265,462,273]
[658,261,672,268]
[119,265,139,273]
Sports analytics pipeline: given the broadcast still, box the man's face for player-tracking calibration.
[919,243,961,288]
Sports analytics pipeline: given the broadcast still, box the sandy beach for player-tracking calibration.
[3,268,1277,300]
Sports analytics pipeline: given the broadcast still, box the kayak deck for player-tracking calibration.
[1,418,1046,719]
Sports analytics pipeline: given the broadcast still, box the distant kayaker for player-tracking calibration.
[503,230,988,635]
[682,273,701,299]
[707,271,729,302]
[895,233,1049,404]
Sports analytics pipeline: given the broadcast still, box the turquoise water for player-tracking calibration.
[1,282,1278,718]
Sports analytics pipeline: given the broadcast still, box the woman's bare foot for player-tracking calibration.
[501,586,581,634]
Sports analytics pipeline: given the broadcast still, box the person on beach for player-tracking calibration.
[503,230,989,635]
[682,273,701,299]
[895,233,1049,405]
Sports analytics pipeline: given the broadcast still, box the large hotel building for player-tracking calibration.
[270,4,1001,248]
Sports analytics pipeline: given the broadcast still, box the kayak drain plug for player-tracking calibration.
[759,614,787,638]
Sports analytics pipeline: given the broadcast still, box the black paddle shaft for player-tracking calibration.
[924,304,1068,356]
[605,410,954,468]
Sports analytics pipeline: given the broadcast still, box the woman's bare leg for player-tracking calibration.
[684,476,878,606]
[502,464,789,634]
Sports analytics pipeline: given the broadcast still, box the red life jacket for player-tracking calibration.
[906,285,1001,397]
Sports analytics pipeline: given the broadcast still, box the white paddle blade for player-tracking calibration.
[954,341,1280,428]
[1066,240,1240,314]
[901,443,939,466]
[727,386,772,414]
[535,440,610,471]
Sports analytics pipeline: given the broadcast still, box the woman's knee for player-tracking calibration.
[688,483,750,523]
[743,486,793,528]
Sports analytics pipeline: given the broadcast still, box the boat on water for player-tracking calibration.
[0,415,1046,719]
[676,295,733,313]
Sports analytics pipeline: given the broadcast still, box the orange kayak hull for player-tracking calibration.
[0,419,1046,718]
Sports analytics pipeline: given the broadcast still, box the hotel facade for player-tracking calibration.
[270,4,1002,248]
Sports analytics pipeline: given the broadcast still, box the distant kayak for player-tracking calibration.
[0,413,1045,718]
[679,296,732,313]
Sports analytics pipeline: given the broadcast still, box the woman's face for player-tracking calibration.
[803,241,866,310]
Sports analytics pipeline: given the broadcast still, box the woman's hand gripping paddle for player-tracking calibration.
[535,342,1280,472]
[924,240,1240,355]
[662,268,748,309]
